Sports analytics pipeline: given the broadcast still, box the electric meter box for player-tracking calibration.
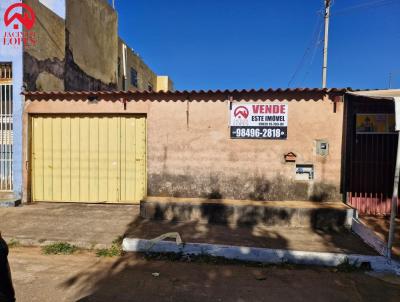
[316,140,329,156]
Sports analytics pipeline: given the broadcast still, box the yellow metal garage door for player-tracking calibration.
[31,115,146,203]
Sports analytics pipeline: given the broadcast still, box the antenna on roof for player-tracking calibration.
[112,0,115,9]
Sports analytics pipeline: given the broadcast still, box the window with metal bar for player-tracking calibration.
[0,62,13,191]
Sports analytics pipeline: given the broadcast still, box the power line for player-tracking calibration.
[301,20,325,86]
[289,0,398,88]
[331,0,398,16]
[288,9,324,87]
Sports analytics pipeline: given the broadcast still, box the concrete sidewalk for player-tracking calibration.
[0,203,138,248]
[124,217,376,255]
[0,202,375,255]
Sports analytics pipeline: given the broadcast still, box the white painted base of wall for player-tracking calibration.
[122,238,400,275]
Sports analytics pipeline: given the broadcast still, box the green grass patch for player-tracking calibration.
[7,239,20,248]
[42,242,78,255]
[336,258,371,273]
[96,236,124,257]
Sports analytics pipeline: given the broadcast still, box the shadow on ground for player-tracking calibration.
[62,252,400,302]
[60,198,379,301]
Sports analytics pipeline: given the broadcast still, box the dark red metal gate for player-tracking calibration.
[344,95,399,216]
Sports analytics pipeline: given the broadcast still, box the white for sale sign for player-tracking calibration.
[230,103,288,139]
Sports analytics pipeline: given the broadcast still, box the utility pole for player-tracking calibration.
[322,0,331,88]
[388,97,400,259]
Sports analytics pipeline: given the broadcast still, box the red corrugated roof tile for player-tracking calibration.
[23,88,350,97]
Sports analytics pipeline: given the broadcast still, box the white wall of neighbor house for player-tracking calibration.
[0,1,24,198]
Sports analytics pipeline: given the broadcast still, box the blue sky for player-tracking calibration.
[41,0,400,90]
[39,0,65,18]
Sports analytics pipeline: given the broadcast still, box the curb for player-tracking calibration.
[351,218,388,256]
[123,238,400,275]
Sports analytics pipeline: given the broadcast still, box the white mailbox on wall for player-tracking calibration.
[295,164,314,181]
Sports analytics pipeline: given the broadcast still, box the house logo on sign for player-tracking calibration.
[233,106,249,119]
[232,105,250,126]
[2,2,37,47]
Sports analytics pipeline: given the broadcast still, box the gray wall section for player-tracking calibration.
[64,34,117,91]
[23,0,118,92]
[23,0,65,91]
[65,0,118,89]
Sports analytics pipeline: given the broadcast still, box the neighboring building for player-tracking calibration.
[157,76,175,93]
[117,38,166,92]
[0,0,173,201]
[0,63,13,195]
[23,0,174,92]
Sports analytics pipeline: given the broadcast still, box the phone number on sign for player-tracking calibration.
[230,127,287,139]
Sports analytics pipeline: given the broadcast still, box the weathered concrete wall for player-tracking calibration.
[140,198,353,229]
[65,0,117,90]
[35,71,64,91]
[23,91,345,202]
[23,0,65,91]
[117,39,158,91]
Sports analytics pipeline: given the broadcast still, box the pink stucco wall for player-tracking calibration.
[23,90,345,202]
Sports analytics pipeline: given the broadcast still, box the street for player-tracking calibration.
[8,247,400,302]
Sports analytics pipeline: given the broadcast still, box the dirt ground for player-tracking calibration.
[8,247,400,302]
